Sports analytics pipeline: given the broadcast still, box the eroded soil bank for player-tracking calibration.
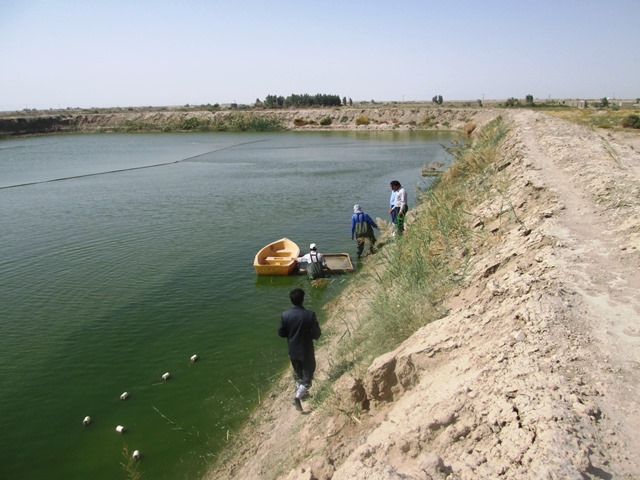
[204,110,640,480]
[0,107,496,135]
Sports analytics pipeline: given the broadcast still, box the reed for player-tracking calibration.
[120,445,142,480]
[329,116,509,369]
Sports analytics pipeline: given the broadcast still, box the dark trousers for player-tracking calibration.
[291,357,316,388]
[356,235,376,256]
[392,206,407,232]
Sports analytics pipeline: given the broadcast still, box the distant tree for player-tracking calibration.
[477,99,483,107]
[342,96,347,106]
[505,97,519,107]
[349,98,353,106]
[525,94,534,105]
[600,97,609,108]
[266,93,342,108]
[432,95,443,105]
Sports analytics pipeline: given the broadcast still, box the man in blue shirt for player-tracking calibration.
[351,204,378,258]
[389,188,397,224]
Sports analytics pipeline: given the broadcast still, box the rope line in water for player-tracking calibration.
[0,139,269,190]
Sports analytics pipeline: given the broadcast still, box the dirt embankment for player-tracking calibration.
[0,107,496,135]
[204,110,640,479]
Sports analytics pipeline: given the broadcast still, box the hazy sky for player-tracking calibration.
[1,0,638,111]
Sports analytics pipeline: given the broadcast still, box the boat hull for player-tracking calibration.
[253,238,301,275]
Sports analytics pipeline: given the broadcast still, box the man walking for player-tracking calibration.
[278,288,321,413]
[351,204,378,258]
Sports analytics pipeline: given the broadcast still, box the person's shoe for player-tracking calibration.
[293,397,303,412]
[296,384,308,398]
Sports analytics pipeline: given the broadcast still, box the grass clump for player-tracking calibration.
[622,114,640,129]
[546,108,640,130]
[330,116,509,370]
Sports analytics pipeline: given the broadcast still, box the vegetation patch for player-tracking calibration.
[320,117,509,392]
[545,108,640,130]
[622,114,640,129]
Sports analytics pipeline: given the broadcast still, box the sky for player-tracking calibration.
[1,0,639,111]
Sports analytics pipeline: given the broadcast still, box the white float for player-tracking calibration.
[120,392,129,400]
[132,450,141,460]
[83,416,91,426]
[162,372,170,380]
[115,425,125,433]
[190,354,199,363]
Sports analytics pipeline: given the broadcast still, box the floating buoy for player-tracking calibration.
[161,372,171,381]
[132,450,141,461]
[190,354,199,363]
[115,425,125,433]
[83,416,91,426]
[120,392,129,400]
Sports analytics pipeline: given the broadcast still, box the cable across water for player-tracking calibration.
[0,139,269,190]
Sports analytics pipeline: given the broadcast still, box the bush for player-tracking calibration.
[180,117,205,130]
[622,115,640,129]
[319,116,332,126]
[355,115,370,125]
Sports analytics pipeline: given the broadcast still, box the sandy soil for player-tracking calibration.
[204,110,640,480]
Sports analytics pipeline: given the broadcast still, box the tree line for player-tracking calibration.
[258,94,352,108]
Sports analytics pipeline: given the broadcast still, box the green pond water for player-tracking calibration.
[0,130,457,479]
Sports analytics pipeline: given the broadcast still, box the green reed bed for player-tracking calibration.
[324,116,509,387]
[121,113,284,133]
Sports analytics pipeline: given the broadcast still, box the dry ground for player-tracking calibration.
[205,110,640,480]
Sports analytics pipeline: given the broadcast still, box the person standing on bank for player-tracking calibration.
[278,288,321,413]
[351,204,378,259]
[389,186,398,224]
[390,180,408,233]
[297,243,329,280]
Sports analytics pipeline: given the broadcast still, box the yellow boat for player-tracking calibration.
[253,238,301,275]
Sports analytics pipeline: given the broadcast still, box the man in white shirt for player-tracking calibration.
[298,243,329,279]
[390,180,408,233]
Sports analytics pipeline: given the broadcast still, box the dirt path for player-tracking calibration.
[511,110,640,475]
[204,110,640,480]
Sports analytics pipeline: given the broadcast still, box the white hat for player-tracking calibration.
[353,204,362,213]
[310,243,317,250]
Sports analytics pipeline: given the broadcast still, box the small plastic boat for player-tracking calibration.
[253,238,301,275]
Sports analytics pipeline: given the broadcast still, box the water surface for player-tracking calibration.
[0,130,456,479]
